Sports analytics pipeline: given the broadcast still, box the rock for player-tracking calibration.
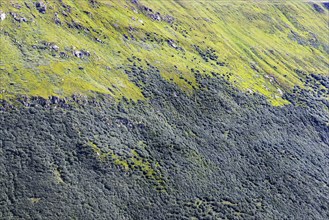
[323,3,329,10]
[62,11,68,17]
[54,13,61,25]
[51,45,59,51]
[36,1,47,14]
[10,12,17,18]
[12,4,22,9]
[149,12,161,21]
[10,12,27,23]
[0,12,6,21]
[68,21,85,30]
[167,39,177,48]
[74,50,90,58]
[313,4,324,13]
[50,96,59,104]
[154,12,161,21]
[59,52,68,58]
[82,50,91,57]
[74,50,83,58]
[89,0,99,8]
[142,6,153,12]
[83,10,92,16]
[277,88,283,96]
[163,15,174,24]
[54,17,61,25]
[203,18,212,23]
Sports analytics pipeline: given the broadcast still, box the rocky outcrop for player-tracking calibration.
[74,50,91,58]
[10,12,27,22]
[36,1,47,14]
[0,12,6,21]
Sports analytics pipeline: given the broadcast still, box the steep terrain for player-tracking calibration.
[1,0,329,219]
[1,0,328,105]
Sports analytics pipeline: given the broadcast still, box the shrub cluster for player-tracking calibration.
[1,67,328,219]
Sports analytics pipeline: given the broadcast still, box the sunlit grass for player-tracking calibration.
[1,0,328,105]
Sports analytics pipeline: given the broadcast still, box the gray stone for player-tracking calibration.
[51,45,59,51]
[0,12,6,21]
[74,50,83,58]
[10,12,27,23]
[36,1,47,14]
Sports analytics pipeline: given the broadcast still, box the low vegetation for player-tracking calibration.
[1,0,328,105]
[1,1,328,219]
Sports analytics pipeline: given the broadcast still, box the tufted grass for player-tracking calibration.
[0,0,328,105]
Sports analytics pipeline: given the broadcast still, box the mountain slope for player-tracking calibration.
[1,0,328,105]
[1,70,329,219]
[1,1,329,219]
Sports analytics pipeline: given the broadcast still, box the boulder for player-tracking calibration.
[167,39,177,48]
[74,50,90,58]
[163,15,174,24]
[313,3,324,13]
[82,50,91,57]
[36,1,47,14]
[59,52,68,58]
[0,12,6,21]
[51,45,59,51]
[10,12,27,23]
[323,3,329,10]
[149,12,161,21]
[74,50,83,58]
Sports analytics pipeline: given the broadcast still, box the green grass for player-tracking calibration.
[87,141,165,188]
[1,0,328,105]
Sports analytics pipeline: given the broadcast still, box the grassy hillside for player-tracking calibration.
[1,0,328,105]
[1,1,329,219]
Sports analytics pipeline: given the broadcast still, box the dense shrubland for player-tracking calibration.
[1,67,328,219]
